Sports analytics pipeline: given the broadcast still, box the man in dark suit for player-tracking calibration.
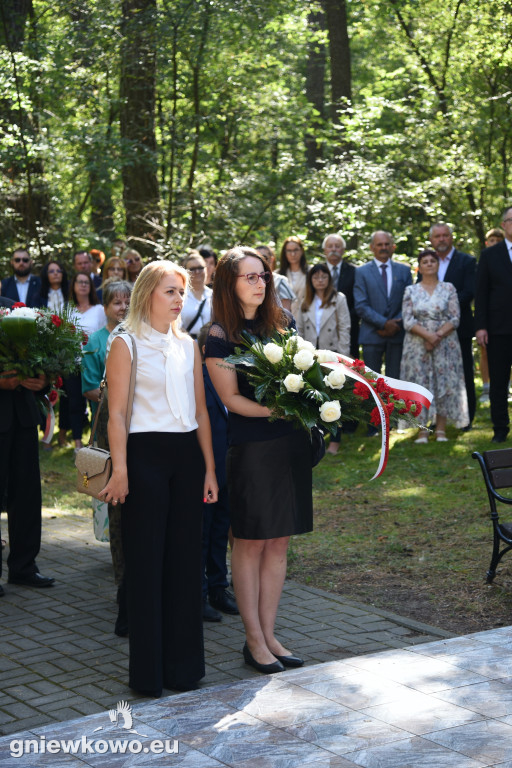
[1,249,41,307]
[354,230,412,379]
[322,234,359,358]
[74,250,102,289]
[428,223,477,426]
[0,297,55,595]
[475,206,512,442]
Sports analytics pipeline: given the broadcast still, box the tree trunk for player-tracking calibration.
[120,0,160,249]
[305,9,326,169]
[0,0,48,251]
[321,0,351,126]
[187,6,211,235]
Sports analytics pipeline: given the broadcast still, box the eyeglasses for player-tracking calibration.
[48,269,63,275]
[237,272,271,285]
[503,218,512,224]
[312,272,329,280]
[188,266,205,274]
[75,280,90,286]
[13,257,30,264]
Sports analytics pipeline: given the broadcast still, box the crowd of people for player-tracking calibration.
[1,209,511,697]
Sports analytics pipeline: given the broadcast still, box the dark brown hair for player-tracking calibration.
[303,263,335,310]
[278,236,308,275]
[211,246,287,341]
[70,272,99,305]
[417,249,439,264]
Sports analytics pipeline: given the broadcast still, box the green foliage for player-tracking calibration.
[1,0,511,268]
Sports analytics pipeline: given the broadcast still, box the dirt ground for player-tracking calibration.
[298,567,512,636]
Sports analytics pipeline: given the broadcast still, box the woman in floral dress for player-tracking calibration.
[400,249,469,443]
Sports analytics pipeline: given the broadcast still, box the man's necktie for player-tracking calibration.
[332,266,339,286]
[380,263,388,294]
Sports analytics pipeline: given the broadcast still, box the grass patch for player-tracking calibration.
[288,401,512,634]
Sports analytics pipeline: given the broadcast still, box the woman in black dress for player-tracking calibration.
[206,246,313,673]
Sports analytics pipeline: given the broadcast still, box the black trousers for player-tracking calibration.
[487,334,512,436]
[202,485,230,598]
[123,431,205,694]
[59,373,87,440]
[459,334,476,424]
[0,425,41,578]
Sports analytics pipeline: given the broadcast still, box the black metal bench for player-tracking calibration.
[473,448,512,583]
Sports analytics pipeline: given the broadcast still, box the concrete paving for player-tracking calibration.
[0,509,451,745]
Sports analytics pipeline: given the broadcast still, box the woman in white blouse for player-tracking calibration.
[278,236,308,317]
[180,251,212,338]
[296,263,351,455]
[39,260,69,311]
[100,261,218,698]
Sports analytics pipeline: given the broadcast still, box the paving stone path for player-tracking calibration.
[0,510,451,739]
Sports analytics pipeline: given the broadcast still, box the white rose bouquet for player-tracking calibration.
[224,330,368,435]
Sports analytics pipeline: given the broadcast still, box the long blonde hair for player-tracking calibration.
[123,260,189,337]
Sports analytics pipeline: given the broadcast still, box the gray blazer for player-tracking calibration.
[296,293,351,354]
[354,259,412,345]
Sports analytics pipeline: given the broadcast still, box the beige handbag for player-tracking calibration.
[75,333,137,499]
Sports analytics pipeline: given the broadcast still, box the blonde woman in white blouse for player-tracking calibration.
[101,261,218,698]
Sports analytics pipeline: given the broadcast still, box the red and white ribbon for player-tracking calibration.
[322,356,433,480]
[41,397,56,445]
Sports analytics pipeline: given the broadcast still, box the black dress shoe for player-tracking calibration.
[274,653,304,668]
[492,433,508,443]
[209,588,239,615]
[0,584,4,597]
[8,572,55,588]
[114,615,129,637]
[203,600,222,622]
[165,680,201,692]
[130,685,162,698]
[243,643,284,674]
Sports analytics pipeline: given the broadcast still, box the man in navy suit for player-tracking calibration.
[322,234,359,358]
[428,223,477,426]
[354,231,412,382]
[475,206,512,442]
[1,249,41,307]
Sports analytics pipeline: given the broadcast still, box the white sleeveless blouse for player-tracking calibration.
[112,325,198,434]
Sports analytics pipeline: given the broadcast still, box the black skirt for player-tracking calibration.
[227,430,313,539]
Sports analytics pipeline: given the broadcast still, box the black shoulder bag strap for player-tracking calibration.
[186,298,207,333]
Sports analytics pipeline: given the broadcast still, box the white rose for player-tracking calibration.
[295,336,316,353]
[9,307,38,319]
[319,400,341,422]
[283,373,305,393]
[316,349,339,363]
[263,342,283,364]
[294,349,315,371]
[324,369,346,389]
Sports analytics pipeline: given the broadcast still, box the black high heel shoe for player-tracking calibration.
[273,653,304,668]
[242,643,284,674]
